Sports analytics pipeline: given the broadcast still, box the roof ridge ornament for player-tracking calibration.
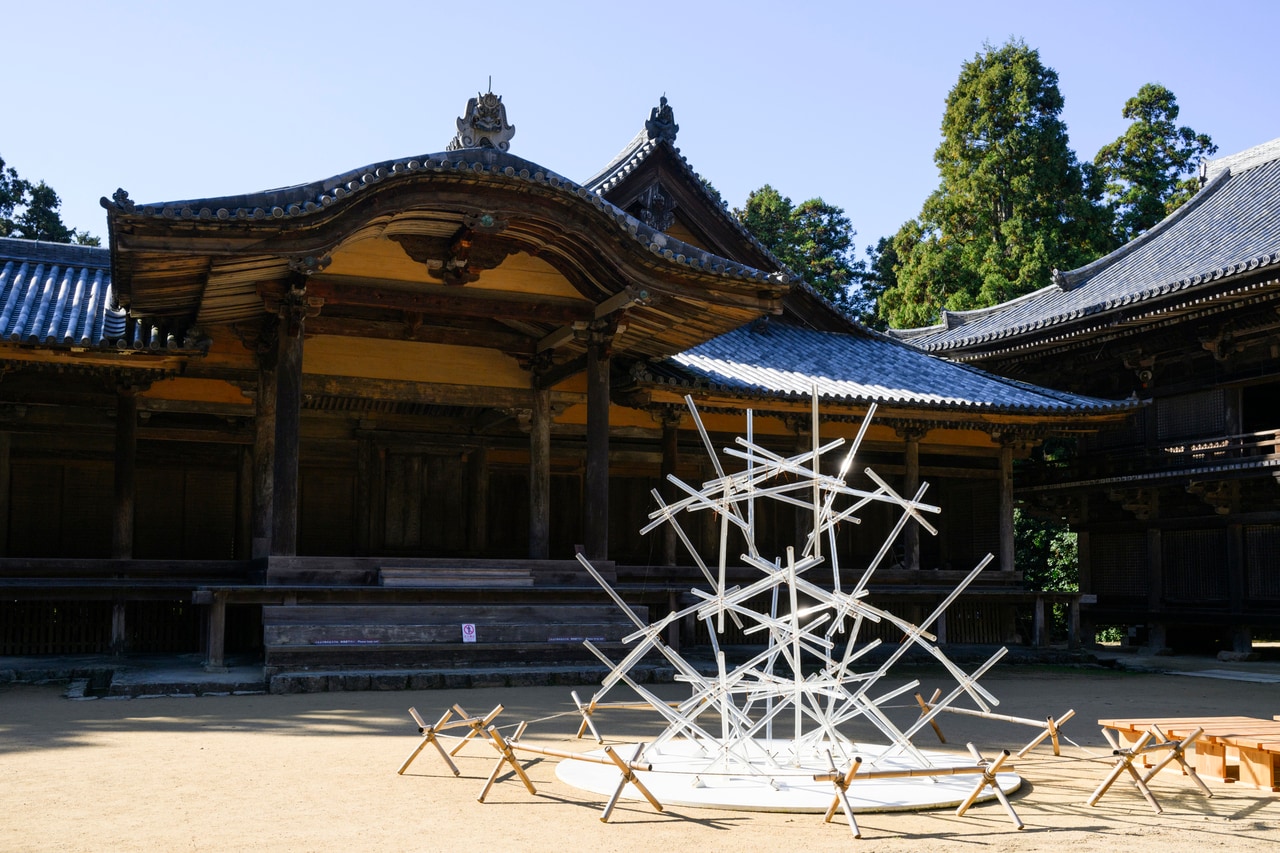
[448,88,515,152]
[645,95,678,143]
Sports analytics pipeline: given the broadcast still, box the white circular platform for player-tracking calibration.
[555,739,1020,813]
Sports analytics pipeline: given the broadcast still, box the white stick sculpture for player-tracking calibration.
[576,394,1009,780]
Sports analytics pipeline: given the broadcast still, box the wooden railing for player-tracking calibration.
[1021,428,1280,487]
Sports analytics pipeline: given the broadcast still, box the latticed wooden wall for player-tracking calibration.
[1156,389,1225,440]
[1245,524,1280,600]
[1090,532,1147,598]
[1162,528,1229,603]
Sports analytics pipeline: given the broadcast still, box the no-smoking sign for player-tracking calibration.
[461,623,477,643]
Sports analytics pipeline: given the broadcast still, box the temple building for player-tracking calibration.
[0,95,1132,678]
[893,138,1280,654]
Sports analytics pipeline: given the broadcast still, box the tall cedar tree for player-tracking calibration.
[1093,83,1217,243]
[0,154,98,244]
[735,184,865,310]
[880,40,1109,328]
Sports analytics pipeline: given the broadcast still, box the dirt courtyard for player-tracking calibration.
[2,665,1278,852]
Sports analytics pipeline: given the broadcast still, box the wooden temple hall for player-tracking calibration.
[0,94,1134,678]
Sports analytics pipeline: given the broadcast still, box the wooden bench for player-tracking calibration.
[379,566,533,588]
[1100,716,1280,792]
[262,602,648,673]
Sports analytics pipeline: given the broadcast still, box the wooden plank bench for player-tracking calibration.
[1099,716,1280,792]
[262,602,648,672]
[379,567,533,588]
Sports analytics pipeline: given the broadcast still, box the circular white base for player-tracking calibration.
[555,739,1020,813]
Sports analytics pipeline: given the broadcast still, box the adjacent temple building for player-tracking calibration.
[894,138,1280,654]
[0,95,1142,679]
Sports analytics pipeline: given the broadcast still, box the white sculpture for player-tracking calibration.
[557,395,1021,814]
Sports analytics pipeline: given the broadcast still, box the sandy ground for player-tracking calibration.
[2,665,1279,852]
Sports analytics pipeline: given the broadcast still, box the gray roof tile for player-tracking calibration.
[0,238,198,352]
[658,319,1134,415]
[893,138,1280,353]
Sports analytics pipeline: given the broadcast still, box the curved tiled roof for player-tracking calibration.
[104,147,790,287]
[649,319,1135,416]
[892,137,1280,354]
[0,238,199,352]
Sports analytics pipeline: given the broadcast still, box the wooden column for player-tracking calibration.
[1146,508,1165,651]
[1227,522,1250,652]
[529,390,551,559]
[899,427,923,570]
[204,591,228,672]
[584,336,610,561]
[997,438,1016,574]
[660,415,680,566]
[469,444,489,555]
[112,386,138,560]
[272,307,304,557]
[0,431,10,554]
[252,349,277,559]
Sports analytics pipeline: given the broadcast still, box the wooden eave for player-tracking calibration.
[629,385,1135,436]
[952,270,1280,369]
[108,168,788,362]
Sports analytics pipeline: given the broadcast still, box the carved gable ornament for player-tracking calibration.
[645,95,678,143]
[448,91,516,152]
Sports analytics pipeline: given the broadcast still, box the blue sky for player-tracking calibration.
[5,0,1275,258]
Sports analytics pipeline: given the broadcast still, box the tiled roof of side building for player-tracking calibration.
[0,237,199,352]
[646,318,1136,415]
[890,137,1280,353]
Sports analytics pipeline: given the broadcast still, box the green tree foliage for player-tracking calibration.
[1014,508,1078,593]
[880,40,1109,328]
[1093,83,1217,243]
[735,184,864,308]
[0,154,99,245]
[844,236,896,330]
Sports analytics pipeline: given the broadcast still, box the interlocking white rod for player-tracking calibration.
[822,490,929,639]
[848,555,997,713]
[862,468,941,535]
[576,553,648,632]
[685,394,727,482]
[662,475,752,534]
[571,690,604,743]
[746,410,757,560]
[811,387,821,561]
[582,640,722,749]
[813,764,987,782]
[640,492,716,587]
[886,650,1008,751]
[810,402,878,573]
[932,704,1073,730]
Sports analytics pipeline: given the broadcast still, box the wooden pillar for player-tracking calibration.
[660,415,679,566]
[584,337,610,561]
[272,311,303,557]
[1146,510,1165,651]
[204,591,228,672]
[0,431,10,554]
[529,390,551,559]
[252,350,277,559]
[901,428,922,570]
[998,439,1016,574]
[112,386,138,560]
[110,600,127,657]
[1227,522,1249,652]
[235,445,252,559]
[469,444,489,555]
